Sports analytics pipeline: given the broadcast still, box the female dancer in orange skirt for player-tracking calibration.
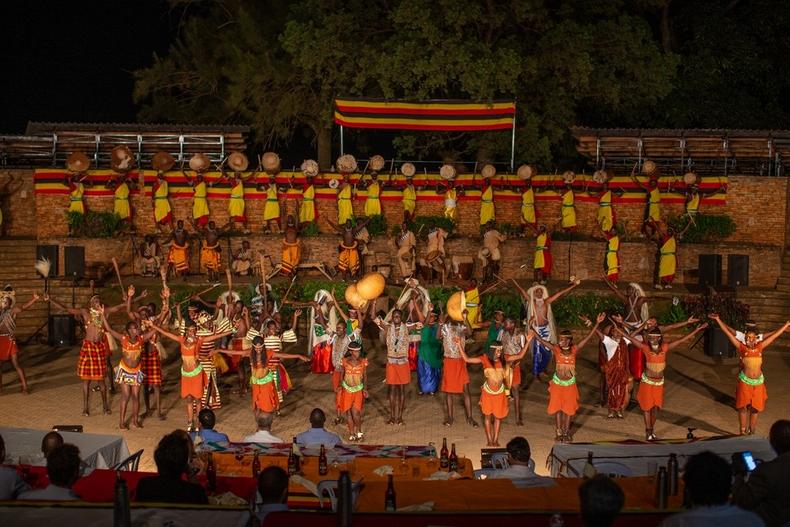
[152,320,232,431]
[534,313,604,442]
[336,341,368,441]
[458,334,533,446]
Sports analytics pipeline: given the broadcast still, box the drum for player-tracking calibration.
[446,291,465,322]
[369,155,385,171]
[151,151,175,172]
[66,151,91,173]
[262,152,281,174]
[189,153,211,173]
[227,151,249,172]
[301,159,319,178]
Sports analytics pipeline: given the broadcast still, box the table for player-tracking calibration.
[355,476,684,513]
[548,435,774,477]
[0,427,130,469]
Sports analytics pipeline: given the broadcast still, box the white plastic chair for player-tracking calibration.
[316,480,363,511]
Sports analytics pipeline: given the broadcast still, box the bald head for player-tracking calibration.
[309,408,326,429]
[42,431,64,459]
[770,419,790,454]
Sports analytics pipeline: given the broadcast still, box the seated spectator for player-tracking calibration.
[135,431,208,504]
[32,431,64,466]
[192,408,230,445]
[257,466,289,522]
[0,433,30,499]
[18,444,81,501]
[295,408,342,448]
[488,436,554,487]
[579,474,624,527]
[663,451,763,527]
[243,412,283,443]
[733,419,790,527]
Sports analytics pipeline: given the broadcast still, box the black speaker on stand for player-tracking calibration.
[64,246,85,280]
[728,254,749,287]
[49,314,75,347]
[698,254,722,287]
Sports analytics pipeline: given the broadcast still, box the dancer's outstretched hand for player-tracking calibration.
[596,312,606,324]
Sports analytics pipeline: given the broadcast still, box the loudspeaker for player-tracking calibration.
[698,254,722,287]
[64,246,85,279]
[48,314,75,347]
[704,326,736,357]
[728,254,749,287]
[36,245,59,277]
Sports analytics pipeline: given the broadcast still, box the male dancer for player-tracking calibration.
[0,287,38,393]
[481,221,505,283]
[280,215,302,276]
[165,219,191,279]
[326,218,370,280]
[710,314,790,435]
[152,170,173,232]
[425,226,449,285]
[500,317,527,425]
[393,222,417,281]
[231,240,253,276]
[512,278,581,382]
[652,221,690,290]
[375,309,420,426]
[525,223,556,284]
[193,220,227,282]
[47,289,129,415]
[603,279,652,390]
[438,310,478,429]
[534,314,604,442]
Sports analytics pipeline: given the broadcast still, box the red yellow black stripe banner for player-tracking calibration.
[334,98,516,131]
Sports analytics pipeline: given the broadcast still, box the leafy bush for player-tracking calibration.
[67,211,123,238]
[300,221,321,237]
[482,291,523,320]
[682,291,749,328]
[427,286,455,312]
[668,214,736,243]
[655,297,689,325]
[365,214,388,236]
[407,216,456,239]
[552,292,624,328]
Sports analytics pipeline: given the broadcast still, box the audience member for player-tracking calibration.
[662,451,763,527]
[37,431,64,465]
[192,408,230,445]
[243,412,283,443]
[732,419,790,527]
[488,436,554,487]
[135,431,208,504]
[0,433,30,499]
[18,444,81,500]
[256,466,289,522]
[295,408,342,448]
[579,474,624,527]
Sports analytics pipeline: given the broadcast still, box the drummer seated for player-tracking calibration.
[488,437,555,487]
[18,444,82,501]
[136,432,208,505]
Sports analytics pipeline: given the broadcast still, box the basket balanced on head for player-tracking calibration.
[337,155,358,174]
[446,291,465,322]
[355,272,386,300]
[344,284,368,310]
[439,164,456,180]
[262,152,281,175]
[66,151,91,173]
[369,155,385,172]
[517,164,535,180]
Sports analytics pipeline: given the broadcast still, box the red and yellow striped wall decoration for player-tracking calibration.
[34,170,728,205]
[334,98,516,131]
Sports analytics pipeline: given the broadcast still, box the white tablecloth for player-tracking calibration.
[548,435,775,477]
[0,427,130,469]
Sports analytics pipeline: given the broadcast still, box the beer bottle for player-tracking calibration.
[384,474,397,511]
[318,444,328,476]
[582,451,596,479]
[288,440,298,475]
[113,471,131,527]
[252,451,261,479]
[206,452,217,492]
[439,438,449,470]
[667,453,679,496]
[448,443,458,473]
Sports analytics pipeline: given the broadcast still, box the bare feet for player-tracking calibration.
[120,423,130,430]
[82,410,90,417]
[104,407,112,415]
[467,417,479,429]
[133,421,143,429]
[158,413,166,421]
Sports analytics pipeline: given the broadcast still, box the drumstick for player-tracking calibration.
[111,258,125,294]
[175,283,221,307]
[260,254,268,308]
[281,274,298,305]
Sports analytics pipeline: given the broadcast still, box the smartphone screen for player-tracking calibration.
[742,451,757,472]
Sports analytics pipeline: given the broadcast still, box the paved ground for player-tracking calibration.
[1,327,787,474]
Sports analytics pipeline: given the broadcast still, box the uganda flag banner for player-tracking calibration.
[334,97,516,131]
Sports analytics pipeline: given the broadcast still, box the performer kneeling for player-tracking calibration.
[534,314,603,442]
[458,336,532,447]
[336,341,368,442]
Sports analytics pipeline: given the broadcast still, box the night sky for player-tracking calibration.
[0,1,173,133]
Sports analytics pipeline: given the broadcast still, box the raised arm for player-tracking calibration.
[100,310,125,342]
[331,291,349,322]
[611,323,649,352]
[758,321,790,349]
[203,330,234,344]
[659,316,700,333]
[457,343,482,364]
[150,324,182,343]
[510,279,528,299]
[290,309,303,336]
[547,280,581,304]
[45,294,82,316]
[666,323,708,351]
[14,292,40,315]
[602,275,627,302]
[576,313,606,351]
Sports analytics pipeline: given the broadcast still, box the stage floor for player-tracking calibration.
[0,331,785,474]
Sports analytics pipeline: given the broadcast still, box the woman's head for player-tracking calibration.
[125,321,139,337]
[559,330,573,348]
[348,341,362,359]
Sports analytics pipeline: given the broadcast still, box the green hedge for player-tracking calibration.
[668,214,736,243]
[67,211,123,238]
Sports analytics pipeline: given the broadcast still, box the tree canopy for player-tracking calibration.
[133,0,790,170]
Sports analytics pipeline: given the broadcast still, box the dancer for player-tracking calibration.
[336,341,368,441]
[458,336,532,446]
[481,221,505,283]
[281,215,302,276]
[190,172,210,227]
[263,178,281,233]
[231,240,253,276]
[412,306,442,396]
[512,278,581,382]
[500,318,528,425]
[603,280,652,386]
[363,172,382,217]
[535,313,604,442]
[619,323,708,440]
[588,320,631,419]
[228,172,248,232]
[602,228,620,283]
[298,169,316,226]
[394,222,417,281]
[307,295,337,375]
[151,320,230,431]
[710,314,790,435]
[226,278,251,395]
[425,226,449,285]
[152,170,173,232]
[139,235,161,277]
[125,288,170,419]
[99,308,156,429]
[165,219,191,279]
[652,221,690,290]
[47,291,128,415]
[0,287,38,393]
[589,178,617,233]
[194,220,226,282]
[479,176,495,226]
[110,174,132,226]
[66,173,86,217]
[386,279,430,374]
[438,311,478,428]
[482,310,505,352]
[442,179,458,224]
[331,320,356,424]
[463,279,483,329]
[326,218,370,281]
[560,179,577,232]
[520,178,537,235]
[401,174,417,222]
[375,309,420,426]
[525,223,555,284]
[258,311,303,412]
[631,172,661,236]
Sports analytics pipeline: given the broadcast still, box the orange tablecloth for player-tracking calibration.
[356,477,683,513]
[213,452,473,481]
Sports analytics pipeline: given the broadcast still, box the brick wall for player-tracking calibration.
[1,168,37,237]
[38,233,780,288]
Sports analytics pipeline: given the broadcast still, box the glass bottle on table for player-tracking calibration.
[384,474,397,512]
[113,471,131,527]
[288,439,299,475]
[449,443,458,473]
[252,451,261,479]
[582,451,596,479]
[440,438,449,470]
[318,444,328,476]
[206,452,217,493]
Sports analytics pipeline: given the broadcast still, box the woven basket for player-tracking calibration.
[151,151,175,172]
[400,162,416,177]
[481,164,496,179]
[642,160,657,176]
[516,164,535,180]
[369,155,385,171]
[66,151,91,173]
[683,171,698,185]
[336,154,358,174]
[439,164,456,180]
[111,145,134,172]
[227,152,249,172]
[262,152,281,174]
[301,159,319,178]
[189,153,211,173]
[562,170,576,184]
